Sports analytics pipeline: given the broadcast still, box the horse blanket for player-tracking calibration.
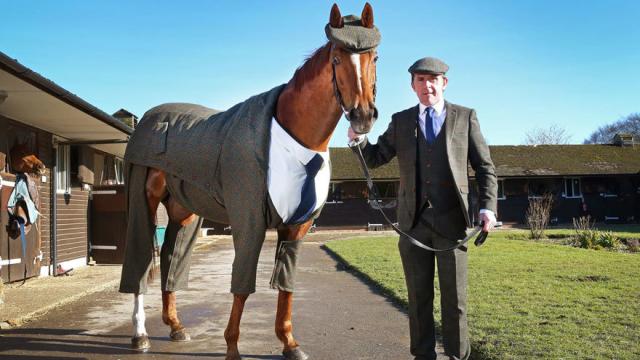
[124,84,304,293]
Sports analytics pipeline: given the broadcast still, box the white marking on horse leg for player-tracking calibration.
[350,53,363,97]
[132,294,148,337]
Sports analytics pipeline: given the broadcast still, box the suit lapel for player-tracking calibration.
[444,101,457,157]
[405,105,419,167]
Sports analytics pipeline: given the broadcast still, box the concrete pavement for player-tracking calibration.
[0,231,449,359]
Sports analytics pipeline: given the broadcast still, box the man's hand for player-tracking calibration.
[348,126,365,146]
[479,209,497,232]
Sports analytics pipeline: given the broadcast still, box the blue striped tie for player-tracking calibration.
[424,107,436,144]
[287,153,324,224]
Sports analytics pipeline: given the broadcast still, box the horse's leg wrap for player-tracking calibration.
[270,239,303,292]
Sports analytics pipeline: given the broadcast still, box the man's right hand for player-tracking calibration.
[348,126,365,146]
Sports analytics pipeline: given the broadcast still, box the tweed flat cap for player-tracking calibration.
[325,15,381,53]
[408,57,449,75]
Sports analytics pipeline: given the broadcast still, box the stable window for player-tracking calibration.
[56,144,70,193]
[497,179,506,200]
[564,177,581,198]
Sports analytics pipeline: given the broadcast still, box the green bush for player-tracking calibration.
[597,231,622,249]
[574,229,599,249]
[573,229,623,250]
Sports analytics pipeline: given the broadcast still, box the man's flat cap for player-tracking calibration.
[325,15,381,54]
[408,57,449,75]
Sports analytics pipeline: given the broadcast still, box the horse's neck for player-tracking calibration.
[276,53,342,152]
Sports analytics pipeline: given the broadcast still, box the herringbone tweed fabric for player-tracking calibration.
[124,84,287,294]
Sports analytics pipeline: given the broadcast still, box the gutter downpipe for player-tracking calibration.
[51,147,58,277]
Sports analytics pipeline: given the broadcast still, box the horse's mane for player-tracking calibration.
[291,42,332,91]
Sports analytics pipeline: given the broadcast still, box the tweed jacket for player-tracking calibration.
[360,102,498,231]
[124,84,318,294]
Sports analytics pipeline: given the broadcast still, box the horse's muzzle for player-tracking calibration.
[349,105,378,134]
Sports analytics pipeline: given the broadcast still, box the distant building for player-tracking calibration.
[112,108,138,129]
[316,137,640,228]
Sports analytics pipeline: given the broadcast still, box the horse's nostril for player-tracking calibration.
[349,108,358,120]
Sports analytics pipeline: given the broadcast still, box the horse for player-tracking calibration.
[9,142,45,175]
[122,4,379,359]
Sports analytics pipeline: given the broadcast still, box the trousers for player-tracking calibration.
[399,225,470,360]
[119,164,203,294]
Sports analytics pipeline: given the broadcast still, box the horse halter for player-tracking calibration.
[330,45,377,122]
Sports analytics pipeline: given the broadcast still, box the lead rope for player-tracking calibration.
[348,143,488,251]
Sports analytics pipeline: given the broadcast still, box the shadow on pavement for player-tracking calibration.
[320,244,498,360]
[0,327,280,359]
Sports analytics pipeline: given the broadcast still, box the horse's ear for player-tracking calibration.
[361,2,374,28]
[330,3,344,28]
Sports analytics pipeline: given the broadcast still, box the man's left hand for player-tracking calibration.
[479,210,497,232]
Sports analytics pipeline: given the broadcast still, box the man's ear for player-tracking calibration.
[442,76,448,90]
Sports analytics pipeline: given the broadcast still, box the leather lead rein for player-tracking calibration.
[348,143,488,252]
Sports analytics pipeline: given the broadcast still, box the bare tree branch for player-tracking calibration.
[584,113,640,144]
[523,124,572,145]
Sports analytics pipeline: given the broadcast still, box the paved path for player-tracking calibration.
[0,233,426,359]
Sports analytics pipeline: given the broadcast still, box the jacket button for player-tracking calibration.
[426,181,431,185]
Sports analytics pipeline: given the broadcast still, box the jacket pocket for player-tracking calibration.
[152,122,169,155]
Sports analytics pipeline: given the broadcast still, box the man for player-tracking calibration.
[348,57,497,360]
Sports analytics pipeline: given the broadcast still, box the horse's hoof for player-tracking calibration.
[225,351,242,360]
[131,334,150,352]
[283,347,309,360]
[170,328,191,342]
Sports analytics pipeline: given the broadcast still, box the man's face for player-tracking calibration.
[411,73,448,106]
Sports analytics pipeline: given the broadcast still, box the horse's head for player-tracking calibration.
[328,3,379,135]
[10,142,45,175]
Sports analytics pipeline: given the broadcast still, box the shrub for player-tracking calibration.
[572,217,623,251]
[597,231,622,250]
[526,194,554,240]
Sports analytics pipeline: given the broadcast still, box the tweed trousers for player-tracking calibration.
[119,164,203,294]
[400,224,470,360]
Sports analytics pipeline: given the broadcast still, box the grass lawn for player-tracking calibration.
[325,230,640,359]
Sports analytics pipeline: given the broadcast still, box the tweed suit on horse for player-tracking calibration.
[121,85,293,294]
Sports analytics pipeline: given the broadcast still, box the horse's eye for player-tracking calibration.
[333,56,341,65]
[373,55,379,63]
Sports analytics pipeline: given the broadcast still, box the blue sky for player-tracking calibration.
[2,1,639,146]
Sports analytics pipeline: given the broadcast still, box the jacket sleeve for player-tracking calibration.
[467,109,498,214]
[358,117,397,169]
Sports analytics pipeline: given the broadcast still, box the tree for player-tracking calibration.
[523,124,572,145]
[584,113,640,144]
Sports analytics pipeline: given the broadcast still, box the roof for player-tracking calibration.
[0,51,132,157]
[112,108,138,119]
[490,144,640,177]
[329,144,640,180]
[330,147,399,180]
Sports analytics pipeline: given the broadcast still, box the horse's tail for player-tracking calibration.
[147,222,160,283]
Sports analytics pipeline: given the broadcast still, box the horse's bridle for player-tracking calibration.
[330,45,377,122]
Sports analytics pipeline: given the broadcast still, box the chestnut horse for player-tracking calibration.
[9,142,45,175]
[7,141,44,226]
[129,4,378,359]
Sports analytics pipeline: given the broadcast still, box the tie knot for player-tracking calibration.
[305,153,324,176]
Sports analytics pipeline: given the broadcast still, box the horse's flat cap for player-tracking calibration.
[408,57,449,75]
[325,15,381,53]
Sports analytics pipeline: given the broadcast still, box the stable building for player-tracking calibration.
[316,139,640,228]
[0,51,131,282]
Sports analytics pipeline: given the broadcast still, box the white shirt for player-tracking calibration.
[418,100,446,139]
[268,118,331,223]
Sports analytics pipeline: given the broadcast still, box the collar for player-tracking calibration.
[271,118,329,165]
[418,99,445,116]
